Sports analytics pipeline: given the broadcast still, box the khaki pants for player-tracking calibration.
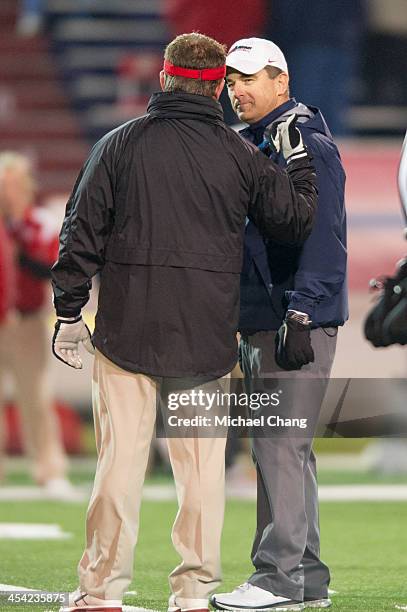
[0,312,67,483]
[79,349,227,606]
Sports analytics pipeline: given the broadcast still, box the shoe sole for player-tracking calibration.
[60,607,122,612]
[168,609,209,612]
[303,600,332,609]
[211,601,304,611]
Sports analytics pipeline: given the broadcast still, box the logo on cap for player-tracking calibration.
[228,45,252,55]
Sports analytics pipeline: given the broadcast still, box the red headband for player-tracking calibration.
[163,59,226,81]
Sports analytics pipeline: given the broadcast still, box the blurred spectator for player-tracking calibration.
[17,0,44,36]
[265,0,367,135]
[0,152,73,498]
[0,204,17,482]
[165,0,266,124]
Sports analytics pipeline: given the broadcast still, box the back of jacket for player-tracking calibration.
[52,92,317,378]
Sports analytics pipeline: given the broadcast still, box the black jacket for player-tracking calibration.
[51,92,317,378]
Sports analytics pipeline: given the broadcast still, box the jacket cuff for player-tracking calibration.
[55,306,82,318]
[285,291,317,319]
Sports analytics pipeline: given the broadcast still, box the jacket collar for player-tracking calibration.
[147,91,224,124]
[240,98,297,145]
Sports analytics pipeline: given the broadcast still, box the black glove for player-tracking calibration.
[264,114,308,162]
[364,257,407,347]
[275,311,315,371]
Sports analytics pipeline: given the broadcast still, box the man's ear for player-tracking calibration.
[159,70,165,91]
[214,79,225,100]
[276,72,289,97]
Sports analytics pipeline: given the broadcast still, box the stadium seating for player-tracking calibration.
[45,0,169,141]
[0,0,87,198]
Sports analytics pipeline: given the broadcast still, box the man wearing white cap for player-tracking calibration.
[211,38,348,610]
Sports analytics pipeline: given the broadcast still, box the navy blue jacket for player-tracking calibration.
[239,98,348,331]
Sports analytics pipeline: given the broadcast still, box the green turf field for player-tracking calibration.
[1,495,407,612]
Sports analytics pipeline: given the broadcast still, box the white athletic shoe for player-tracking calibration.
[210,583,304,610]
[59,589,122,611]
[303,598,332,608]
[168,594,180,612]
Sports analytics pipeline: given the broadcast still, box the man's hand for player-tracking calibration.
[265,114,308,162]
[275,310,314,370]
[52,316,95,369]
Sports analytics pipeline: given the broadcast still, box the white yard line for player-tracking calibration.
[0,523,72,539]
[2,483,407,502]
[4,453,366,473]
[0,485,89,502]
[149,483,407,502]
[319,484,407,501]
[0,584,31,591]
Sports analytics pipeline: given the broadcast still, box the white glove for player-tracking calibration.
[52,316,95,369]
[265,114,308,162]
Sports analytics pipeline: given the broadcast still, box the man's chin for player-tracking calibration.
[236,110,250,122]
[236,109,257,124]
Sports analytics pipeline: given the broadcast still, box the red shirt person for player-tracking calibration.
[0,153,59,312]
[0,151,70,494]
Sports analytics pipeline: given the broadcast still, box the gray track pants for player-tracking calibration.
[240,327,337,601]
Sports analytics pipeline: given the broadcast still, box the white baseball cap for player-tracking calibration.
[226,37,288,75]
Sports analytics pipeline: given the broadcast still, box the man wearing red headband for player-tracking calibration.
[51,32,318,612]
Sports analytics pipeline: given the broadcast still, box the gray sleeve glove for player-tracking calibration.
[52,316,95,369]
[265,114,308,162]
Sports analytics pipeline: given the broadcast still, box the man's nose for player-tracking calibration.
[233,82,246,98]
